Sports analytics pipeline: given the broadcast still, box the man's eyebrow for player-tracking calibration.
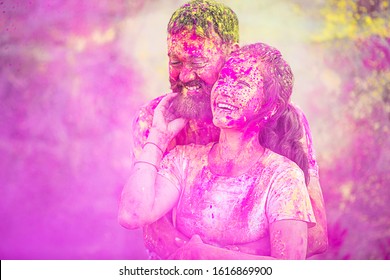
[190,56,208,61]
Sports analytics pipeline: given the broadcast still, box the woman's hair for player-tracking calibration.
[233,43,310,185]
[167,0,239,44]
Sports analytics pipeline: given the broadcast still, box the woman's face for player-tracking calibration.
[211,53,265,130]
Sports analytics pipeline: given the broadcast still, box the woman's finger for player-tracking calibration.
[169,118,188,135]
[156,92,178,112]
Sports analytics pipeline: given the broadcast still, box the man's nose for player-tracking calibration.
[179,64,196,83]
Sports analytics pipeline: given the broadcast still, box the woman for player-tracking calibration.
[119,42,316,259]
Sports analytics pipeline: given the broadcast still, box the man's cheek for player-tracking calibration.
[169,68,180,80]
[197,68,218,85]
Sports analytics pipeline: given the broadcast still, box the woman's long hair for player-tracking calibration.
[235,43,310,185]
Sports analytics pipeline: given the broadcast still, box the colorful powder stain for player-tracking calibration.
[0,0,389,259]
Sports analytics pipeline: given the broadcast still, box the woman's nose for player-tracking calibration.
[219,86,233,98]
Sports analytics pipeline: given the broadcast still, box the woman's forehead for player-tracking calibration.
[222,55,261,77]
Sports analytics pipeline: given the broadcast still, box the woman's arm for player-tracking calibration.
[118,93,187,229]
[169,220,308,260]
[118,142,180,229]
[269,220,308,259]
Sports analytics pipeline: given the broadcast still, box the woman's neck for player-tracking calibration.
[208,127,265,176]
[217,128,262,158]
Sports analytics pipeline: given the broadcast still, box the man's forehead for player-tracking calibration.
[168,38,223,58]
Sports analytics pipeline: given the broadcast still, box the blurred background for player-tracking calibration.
[0,0,389,260]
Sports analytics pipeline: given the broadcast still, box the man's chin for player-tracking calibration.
[170,97,212,121]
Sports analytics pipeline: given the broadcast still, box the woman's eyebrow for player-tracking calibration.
[237,80,251,87]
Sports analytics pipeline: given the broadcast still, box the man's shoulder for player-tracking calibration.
[291,103,308,122]
[138,95,166,115]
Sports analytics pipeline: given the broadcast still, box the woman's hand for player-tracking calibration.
[148,92,188,151]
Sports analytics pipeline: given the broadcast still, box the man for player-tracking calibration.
[130,0,327,259]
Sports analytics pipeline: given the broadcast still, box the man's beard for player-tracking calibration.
[169,83,213,121]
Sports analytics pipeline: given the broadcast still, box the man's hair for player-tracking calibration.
[167,0,239,44]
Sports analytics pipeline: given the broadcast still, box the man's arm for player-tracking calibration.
[307,176,328,257]
[296,106,328,257]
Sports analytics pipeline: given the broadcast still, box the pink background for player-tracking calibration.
[0,0,389,259]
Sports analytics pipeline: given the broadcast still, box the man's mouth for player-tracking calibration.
[185,85,201,91]
[182,83,202,96]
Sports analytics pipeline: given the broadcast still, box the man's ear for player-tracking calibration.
[229,43,240,54]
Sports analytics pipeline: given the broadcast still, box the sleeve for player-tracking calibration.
[157,146,188,193]
[266,165,316,227]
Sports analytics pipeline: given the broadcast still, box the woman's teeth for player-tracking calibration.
[217,103,237,111]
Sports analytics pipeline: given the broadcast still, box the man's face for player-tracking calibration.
[167,28,230,120]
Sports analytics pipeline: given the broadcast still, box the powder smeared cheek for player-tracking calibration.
[225,115,235,126]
